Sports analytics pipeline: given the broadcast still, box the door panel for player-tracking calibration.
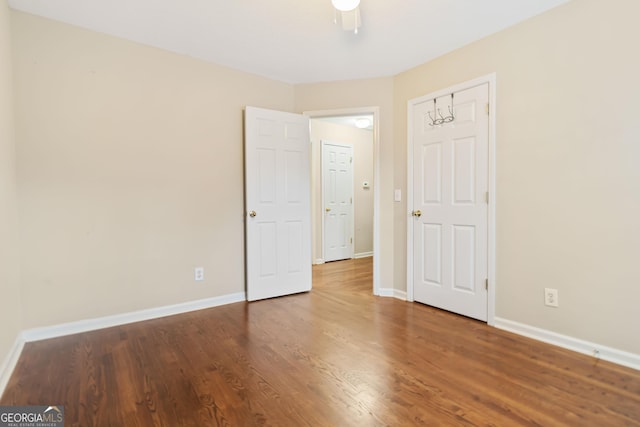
[422,143,442,204]
[286,220,303,273]
[453,137,476,204]
[422,223,442,285]
[452,225,475,292]
[258,222,277,277]
[245,107,311,301]
[412,84,489,321]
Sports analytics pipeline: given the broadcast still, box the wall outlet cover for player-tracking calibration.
[544,287,559,307]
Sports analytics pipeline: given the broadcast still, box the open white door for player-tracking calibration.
[410,83,489,321]
[244,107,311,301]
[322,141,354,262]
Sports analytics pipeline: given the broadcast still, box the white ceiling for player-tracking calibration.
[8,0,570,84]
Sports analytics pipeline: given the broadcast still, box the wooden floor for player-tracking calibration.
[2,258,640,426]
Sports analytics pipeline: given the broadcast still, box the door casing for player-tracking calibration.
[406,74,497,325]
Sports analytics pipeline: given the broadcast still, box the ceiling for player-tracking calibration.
[8,0,570,84]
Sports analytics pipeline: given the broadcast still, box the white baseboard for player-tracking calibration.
[377,287,393,297]
[393,290,407,300]
[0,336,25,398]
[314,254,371,264]
[494,317,640,371]
[22,292,246,343]
[378,288,407,301]
[354,252,373,259]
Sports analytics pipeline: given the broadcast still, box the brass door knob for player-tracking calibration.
[248,210,257,217]
[412,210,422,217]
[325,208,331,212]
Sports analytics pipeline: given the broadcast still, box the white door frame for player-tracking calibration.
[321,141,355,262]
[305,107,381,296]
[406,74,497,325]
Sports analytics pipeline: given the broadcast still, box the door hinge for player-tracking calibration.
[350,237,353,244]
[485,191,489,204]
[350,157,353,164]
[350,197,353,204]
[485,103,490,115]
[485,278,489,290]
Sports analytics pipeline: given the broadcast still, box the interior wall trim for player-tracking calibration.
[379,288,407,301]
[354,252,373,259]
[494,317,640,372]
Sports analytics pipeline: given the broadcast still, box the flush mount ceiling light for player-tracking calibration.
[332,0,360,12]
[355,118,371,129]
[332,0,361,34]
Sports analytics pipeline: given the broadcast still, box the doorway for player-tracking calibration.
[306,107,380,295]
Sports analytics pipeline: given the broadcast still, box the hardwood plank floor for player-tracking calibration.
[2,257,639,426]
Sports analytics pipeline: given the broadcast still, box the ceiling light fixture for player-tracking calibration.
[332,0,361,34]
[355,118,371,129]
[332,0,360,12]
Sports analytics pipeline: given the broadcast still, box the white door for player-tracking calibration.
[322,142,354,262]
[244,107,311,301]
[411,84,489,321]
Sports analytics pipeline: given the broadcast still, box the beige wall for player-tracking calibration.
[394,0,640,354]
[310,120,374,261]
[295,78,395,289]
[0,1,22,370]
[12,11,295,328]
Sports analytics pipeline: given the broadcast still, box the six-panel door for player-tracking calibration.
[245,107,312,301]
[411,84,489,321]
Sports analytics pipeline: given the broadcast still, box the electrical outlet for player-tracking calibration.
[544,288,559,307]
[194,267,204,281]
